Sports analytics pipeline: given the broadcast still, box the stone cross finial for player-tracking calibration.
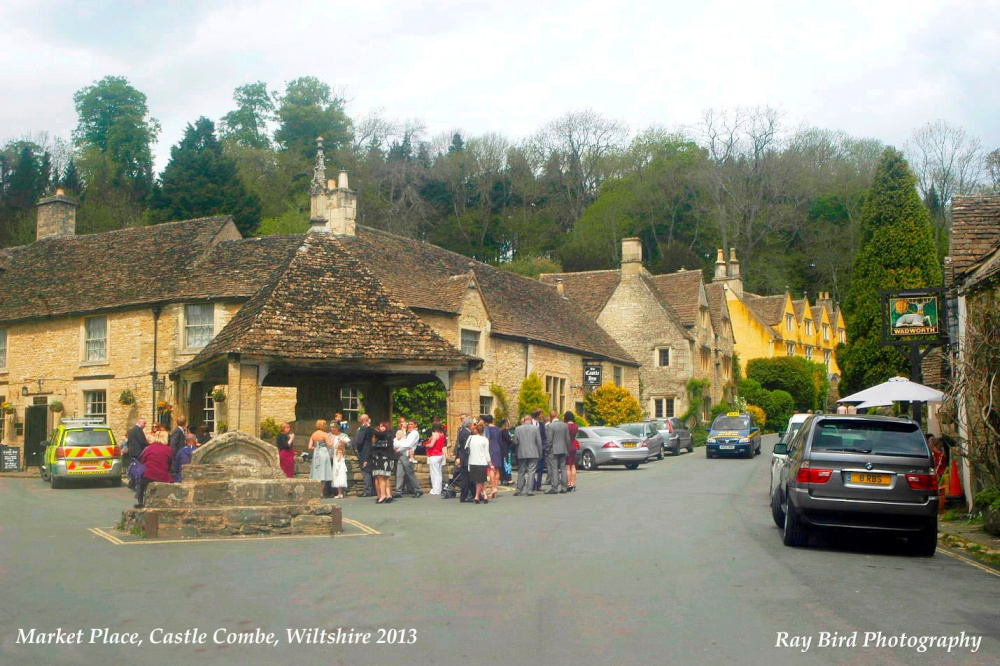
[310,136,326,196]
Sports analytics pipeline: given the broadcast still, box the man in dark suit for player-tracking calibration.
[513,415,542,496]
[168,417,187,455]
[353,414,374,497]
[531,409,548,491]
[455,416,474,502]
[545,410,570,494]
[125,418,148,464]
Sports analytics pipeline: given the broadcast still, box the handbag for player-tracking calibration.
[126,460,145,490]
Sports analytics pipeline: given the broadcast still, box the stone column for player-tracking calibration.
[227,360,262,437]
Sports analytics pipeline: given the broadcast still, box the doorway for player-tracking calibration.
[23,405,49,467]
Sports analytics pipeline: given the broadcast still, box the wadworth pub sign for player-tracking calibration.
[881,288,946,344]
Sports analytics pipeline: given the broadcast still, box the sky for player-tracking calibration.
[1,0,998,172]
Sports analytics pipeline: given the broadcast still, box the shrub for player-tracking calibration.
[759,389,795,432]
[260,417,281,441]
[746,356,828,411]
[745,404,767,430]
[517,373,549,419]
[583,383,643,426]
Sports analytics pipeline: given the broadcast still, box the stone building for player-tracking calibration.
[540,238,734,422]
[710,249,845,380]
[0,165,638,467]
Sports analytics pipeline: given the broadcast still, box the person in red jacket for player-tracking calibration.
[136,431,173,508]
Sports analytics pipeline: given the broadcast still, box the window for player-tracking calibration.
[0,328,6,369]
[340,388,360,422]
[822,323,830,341]
[203,391,216,432]
[460,328,480,356]
[805,319,813,336]
[824,350,832,368]
[184,304,215,349]
[84,316,107,362]
[785,314,794,331]
[722,357,732,381]
[84,390,107,423]
[805,346,813,361]
[545,376,566,414]
[653,397,675,419]
[786,341,795,356]
[0,394,5,441]
[700,348,711,373]
[839,328,846,344]
[613,366,623,386]
[656,348,671,367]
[479,395,494,418]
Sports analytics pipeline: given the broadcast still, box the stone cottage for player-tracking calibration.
[540,238,734,422]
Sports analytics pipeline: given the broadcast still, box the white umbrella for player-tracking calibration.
[838,376,945,404]
[856,399,894,410]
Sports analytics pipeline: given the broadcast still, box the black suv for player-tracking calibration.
[771,414,939,556]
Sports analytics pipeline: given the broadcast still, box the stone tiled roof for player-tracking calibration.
[647,270,703,328]
[357,229,636,365]
[704,283,730,335]
[639,274,695,341]
[810,305,826,326]
[745,294,788,327]
[0,217,293,324]
[921,348,948,391]
[538,270,622,320]
[792,298,809,322]
[178,234,470,371]
[950,195,1000,275]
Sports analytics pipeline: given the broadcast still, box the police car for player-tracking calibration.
[705,411,761,459]
[39,418,123,488]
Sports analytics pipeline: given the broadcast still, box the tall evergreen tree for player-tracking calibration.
[837,147,943,394]
[274,77,352,160]
[150,117,262,236]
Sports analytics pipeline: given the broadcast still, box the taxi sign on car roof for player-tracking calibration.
[726,412,741,417]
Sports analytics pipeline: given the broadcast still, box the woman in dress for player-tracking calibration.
[276,422,296,479]
[308,419,334,497]
[564,411,580,492]
[499,417,514,486]
[424,423,446,495]
[467,421,491,504]
[330,423,350,499]
[371,421,396,503]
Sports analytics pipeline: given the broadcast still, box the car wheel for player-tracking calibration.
[624,462,640,470]
[50,475,64,490]
[657,447,664,461]
[745,446,754,459]
[782,500,809,547]
[674,444,681,456]
[580,450,598,471]
[910,521,938,556]
[770,491,786,528]
[706,448,713,459]
[39,464,49,483]
[110,476,123,488]
[687,442,695,453]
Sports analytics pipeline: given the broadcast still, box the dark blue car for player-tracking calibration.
[706,412,761,459]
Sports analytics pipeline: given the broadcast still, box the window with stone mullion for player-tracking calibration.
[185,305,214,348]
[0,328,6,368]
[85,317,107,361]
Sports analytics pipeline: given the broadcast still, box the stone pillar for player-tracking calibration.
[447,367,478,436]
[227,359,261,437]
[714,248,727,280]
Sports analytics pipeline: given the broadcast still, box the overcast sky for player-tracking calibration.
[2,0,998,172]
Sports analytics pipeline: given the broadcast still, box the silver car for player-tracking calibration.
[771,415,939,555]
[615,422,665,460]
[575,427,648,470]
[653,417,695,454]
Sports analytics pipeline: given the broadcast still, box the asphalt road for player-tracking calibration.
[1,435,998,665]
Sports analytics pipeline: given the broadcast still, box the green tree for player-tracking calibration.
[73,75,160,200]
[746,356,817,411]
[150,117,263,236]
[583,383,642,425]
[517,373,550,418]
[837,148,943,394]
[274,77,353,160]
[219,82,275,150]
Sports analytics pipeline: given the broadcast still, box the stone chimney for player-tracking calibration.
[713,248,727,280]
[556,278,565,297]
[621,237,643,277]
[308,138,357,236]
[36,189,78,240]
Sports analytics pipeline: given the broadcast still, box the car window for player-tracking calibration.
[592,427,631,438]
[670,418,685,431]
[64,430,113,446]
[576,428,592,440]
[618,424,637,435]
[712,416,749,431]
[810,419,929,457]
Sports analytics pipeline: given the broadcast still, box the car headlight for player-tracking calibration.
[739,437,750,443]
[706,437,716,444]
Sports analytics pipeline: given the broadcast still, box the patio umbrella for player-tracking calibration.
[838,376,945,404]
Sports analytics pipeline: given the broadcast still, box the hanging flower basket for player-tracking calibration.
[217,421,228,433]
[211,388,227,404]
[156,401,173,415]
[1,401,14,415]
[119,389,136,406]
[49,401,64,413]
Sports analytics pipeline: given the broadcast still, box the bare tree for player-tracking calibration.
[986,148,1000,192]
[905,120,985,206]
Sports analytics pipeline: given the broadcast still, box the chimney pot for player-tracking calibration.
[556,278,565,297]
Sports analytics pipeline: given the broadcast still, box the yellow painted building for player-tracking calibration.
[710,249,844,378]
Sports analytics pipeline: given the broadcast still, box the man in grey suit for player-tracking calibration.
[545,410,570,494]
[513,415,542,496]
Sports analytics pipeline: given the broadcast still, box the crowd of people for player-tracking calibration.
[292,408,582,505]
[122,407,583,509]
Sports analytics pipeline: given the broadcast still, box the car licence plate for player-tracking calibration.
[623,442,637,448]
[848,472,891,485]
[720,445,735,450]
